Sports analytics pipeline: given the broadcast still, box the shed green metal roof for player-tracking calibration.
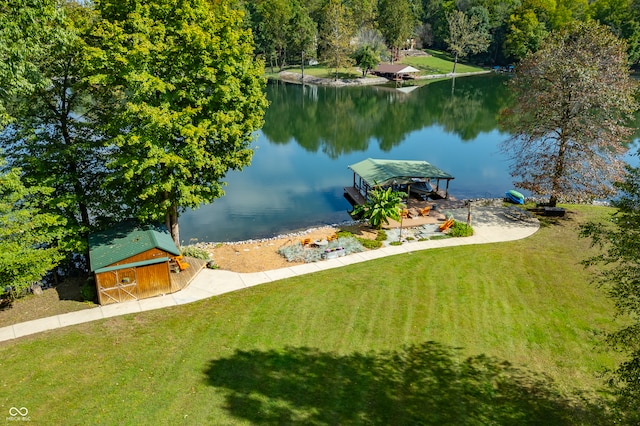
[88,222,180,272]
[348,158,454,187]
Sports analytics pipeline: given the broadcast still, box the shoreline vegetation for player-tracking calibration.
[267,48,492,86]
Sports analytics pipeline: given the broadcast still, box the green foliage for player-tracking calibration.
[448,221,474,237]
[500,21,639,207]
[377,0,418,62]
[445,10,491,73]
[92,0,268,245]
[80,280,97,303]
[580,165,640,422]
[0,161,65,295]
[352,45,380,76]
[352,187,406,230]
[336,230,354,238]
[0,1,104,255]
[0,0,66,125]
[503,9,547,61]
[357,237,382,249]
[375,229,387,241]
[180,245,211,260]
[319,0,356,80]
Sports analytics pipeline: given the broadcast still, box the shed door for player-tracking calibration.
[97,268,138,304]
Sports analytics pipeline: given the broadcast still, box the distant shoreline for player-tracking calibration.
[276,70,492,87]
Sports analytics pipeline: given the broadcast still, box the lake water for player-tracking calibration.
[179,75,639,243]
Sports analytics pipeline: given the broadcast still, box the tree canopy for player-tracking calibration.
[445,10,491,74]
[234,0,640,68]
[580,163,640,423]
[499,21,638,206]
[319,0,355,80]
[91,0,268,245]
[0,159,65,295]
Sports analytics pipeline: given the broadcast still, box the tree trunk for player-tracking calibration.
[164,197,180,247]
[452,52,458,74]
[549,137,568,208]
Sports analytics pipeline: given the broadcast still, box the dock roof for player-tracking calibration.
[348,158,454,187]
[374,64,420,74]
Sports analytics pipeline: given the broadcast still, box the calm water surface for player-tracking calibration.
[180,75,639,243]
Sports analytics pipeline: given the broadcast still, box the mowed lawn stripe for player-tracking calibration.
[0,206,623,423]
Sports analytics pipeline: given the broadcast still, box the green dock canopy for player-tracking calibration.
[348,158,454,187]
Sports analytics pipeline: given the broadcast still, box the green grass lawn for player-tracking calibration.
[0,205,622,424]
[402,49,487,75]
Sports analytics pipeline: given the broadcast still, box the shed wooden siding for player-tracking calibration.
[95,248,173,305]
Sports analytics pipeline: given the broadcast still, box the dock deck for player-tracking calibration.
[344,186,367,206]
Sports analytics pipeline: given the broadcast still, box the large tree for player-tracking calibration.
[255,0,292,72]
[580,164,640,423]
[92,0,268,245]
[445,10,490,74]
[377,0,418,62]
[0,159,65,296]
[0,0,107,255]
[499,21,638,207]
[289,0,317,80]
[319,0,356,80]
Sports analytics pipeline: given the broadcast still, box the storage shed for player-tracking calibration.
[89,222,181,305]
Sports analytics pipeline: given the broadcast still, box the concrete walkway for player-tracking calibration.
[0,207,539,343]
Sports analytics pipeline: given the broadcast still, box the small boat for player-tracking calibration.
[505,189,525,204]
[409,181,434,198]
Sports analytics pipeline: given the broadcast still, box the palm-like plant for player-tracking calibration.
[353,187,406,229]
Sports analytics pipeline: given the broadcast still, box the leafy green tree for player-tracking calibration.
[353,45,380,76]
[421,0,457,50]
[256,0,292,71]
[580,164,640,423]
[0,159,65,296]
[319,0,356,80]
[549,0,587,30]
[353,187,406,229]
[344,0,378,30]
[503,8,547,61]
[0,0,107,254]
[589,0,640,66]
[499,21,638,207]
[289,0,317,80]
[92,0,268,245]
[378,0,418,62]
[0,0,63,125]
[445,10,491,74]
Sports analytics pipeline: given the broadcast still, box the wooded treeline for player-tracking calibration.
[234,0,640,70]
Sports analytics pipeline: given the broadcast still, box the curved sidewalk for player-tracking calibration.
[0,207,539,343]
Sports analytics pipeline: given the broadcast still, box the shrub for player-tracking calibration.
[80,280,97,303]
[375,230,387,241]
[180,245,211,260]
[336,230,354,238]
[358,238,383,249]
[448,221,474,237]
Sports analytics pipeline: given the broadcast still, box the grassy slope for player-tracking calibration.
[0,205,621,424]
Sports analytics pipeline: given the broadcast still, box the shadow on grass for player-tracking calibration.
[204,342,610,425]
